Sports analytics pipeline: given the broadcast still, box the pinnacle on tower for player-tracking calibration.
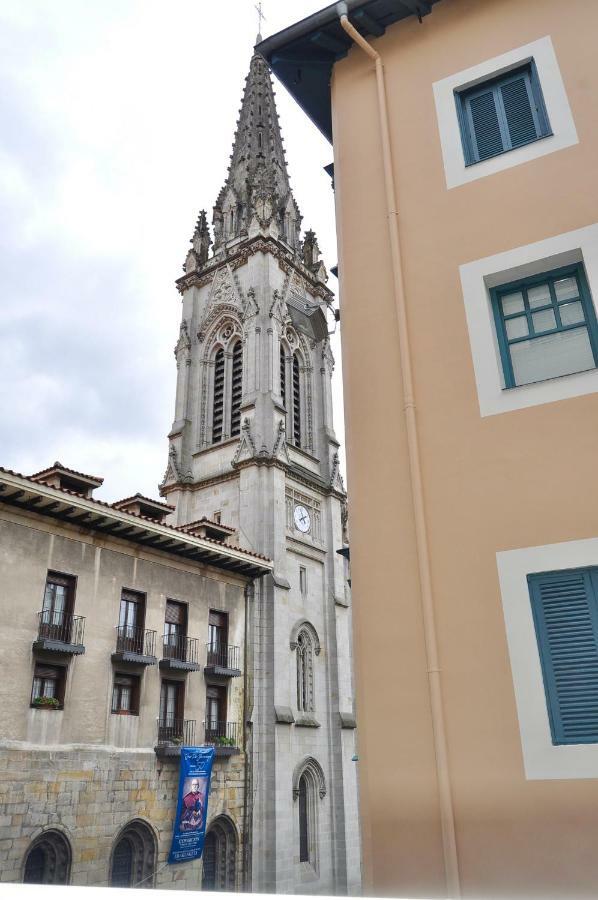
[211,48,302,255]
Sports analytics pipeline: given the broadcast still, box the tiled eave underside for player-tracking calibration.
[0,477,271,580]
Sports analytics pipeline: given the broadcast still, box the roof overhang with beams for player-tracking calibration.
[0,468,272,580]
[256,0,438,143]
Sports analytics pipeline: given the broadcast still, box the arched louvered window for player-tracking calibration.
[202,816,237,891]
[230,341,243,437]
[212,348,225,443]
[296,627,315,713]
[23,830,71,885]
[292,354,301,448]
[280,345,287,407]
[109,820,156,889]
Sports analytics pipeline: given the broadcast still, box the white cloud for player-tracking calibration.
[0,0,345,502]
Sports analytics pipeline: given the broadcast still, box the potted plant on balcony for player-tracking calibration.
[215,735,235,747]
[32,696,61,709]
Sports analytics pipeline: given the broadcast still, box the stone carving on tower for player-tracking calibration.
[160,41,360,897]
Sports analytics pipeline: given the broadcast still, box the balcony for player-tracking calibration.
[154,718,196,757]
[33,611,85,655]
[111,625,157,666]
[203,721,241,757]
[159,635,201,672]
[204,644,242,678]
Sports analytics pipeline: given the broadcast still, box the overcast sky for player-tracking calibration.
[0,0,344,503]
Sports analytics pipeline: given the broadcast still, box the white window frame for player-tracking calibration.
[497,537,598,779]
[433,35,578,189]
[459,223,598,417]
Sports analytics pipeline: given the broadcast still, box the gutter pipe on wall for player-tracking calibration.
[336,6,461,897]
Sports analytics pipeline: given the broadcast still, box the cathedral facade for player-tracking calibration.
[161,47,361,895]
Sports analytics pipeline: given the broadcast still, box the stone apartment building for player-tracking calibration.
[0,462,270,889]
[259,0,598,897]
[0,36,360,896]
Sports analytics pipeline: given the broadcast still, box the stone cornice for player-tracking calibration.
[176,234,333,302]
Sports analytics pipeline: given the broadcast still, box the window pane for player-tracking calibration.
[32,677,41,698]
[120,687,131,711]
[532,309,556,333]
[505,316,529,340]
[527,283,551,309]
[112,686,119,711]
[510,327,595,386]
[501,291,524,315]
[554,276,579,302]
[559,301,585,326]
[43,680,55,698]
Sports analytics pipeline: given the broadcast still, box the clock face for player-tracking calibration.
[293,504,311,534]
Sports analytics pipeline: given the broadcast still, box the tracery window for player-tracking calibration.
[230,340,242,437]
[202,816,237,891]
[212,348,225,443]
[280,344,287,407]
[210,336,243,445]
[296,626,315,713]
[292,353,302,447]
[293,758,326,871]
[110,820,156,889]
[23,830,71,885]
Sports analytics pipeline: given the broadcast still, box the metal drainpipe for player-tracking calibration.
[337,6,461,897]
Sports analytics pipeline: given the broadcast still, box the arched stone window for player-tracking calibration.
[280,343,287,408]
[23,830,71,885]
[110,819,156,889]
[292,353,302,448]
[202,816,238,892]
[291,622,320,713]
[212,347,225,443]
[230,340,243,437]
[292,758,326,869]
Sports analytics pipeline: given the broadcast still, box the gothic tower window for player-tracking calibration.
[293,758,326,871]
[212,348,225,443]
[296,626,315,712]
[202,816,238,891]
[292,353,302,448]
[298,774,309,862]
[280,344,287,407]
[109,820,156,888]
[23,830,71,885]
[230,340,243,437]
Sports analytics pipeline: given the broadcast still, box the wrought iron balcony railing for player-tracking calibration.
[205,643,241,673]
[157,717,196,747]
[203,720,240,750]
[35,610,85,651]
[114,625,156,660]
[160,634,201,671]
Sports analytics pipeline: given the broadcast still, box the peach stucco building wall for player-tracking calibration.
[331,0,598,896]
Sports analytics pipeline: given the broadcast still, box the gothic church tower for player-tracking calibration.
[161,45,360,895]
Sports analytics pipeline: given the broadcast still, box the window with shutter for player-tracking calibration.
[457,61,551,165]
[491,263,598,388]
[212,348,225,443]
[529,567,598,744]
[230,341,242,437]
[292,353,301,448]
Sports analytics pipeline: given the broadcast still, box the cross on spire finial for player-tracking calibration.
[254,1,266,40]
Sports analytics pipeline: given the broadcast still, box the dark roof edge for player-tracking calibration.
[256,0,371,58]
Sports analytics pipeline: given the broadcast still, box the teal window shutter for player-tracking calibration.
[456,61,551,165]
[529,568,598,745]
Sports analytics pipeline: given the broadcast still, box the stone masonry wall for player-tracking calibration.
[0,747,246,889]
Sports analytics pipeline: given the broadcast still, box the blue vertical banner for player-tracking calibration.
[168,746,215,864]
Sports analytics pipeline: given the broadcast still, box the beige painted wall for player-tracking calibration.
[332,0,598,896]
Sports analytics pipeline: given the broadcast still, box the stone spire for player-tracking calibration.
[211,48,302,254]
